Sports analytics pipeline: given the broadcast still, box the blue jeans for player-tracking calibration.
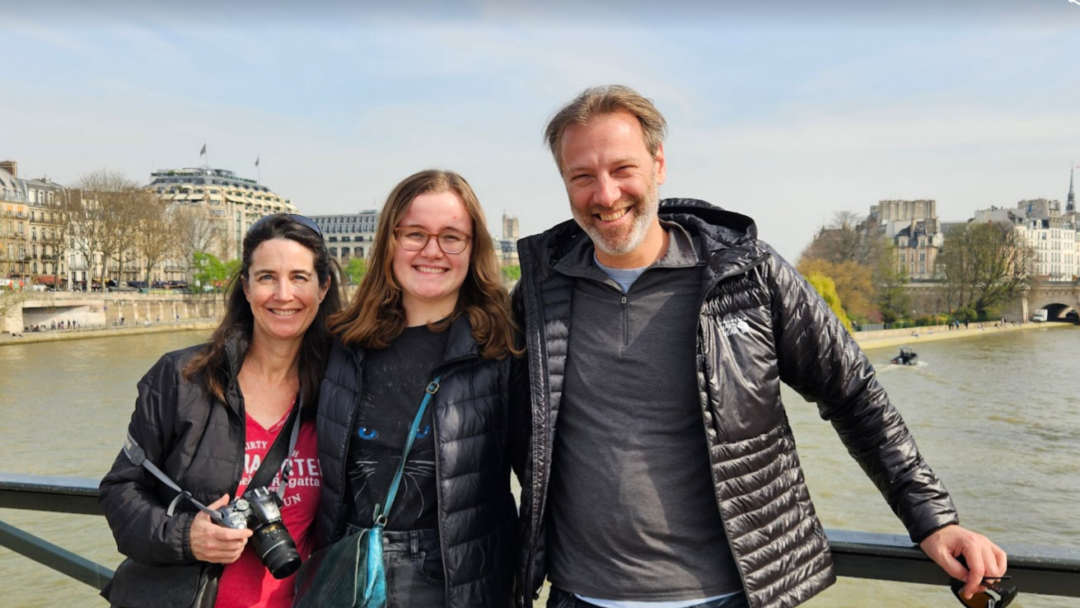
[546,586,750,608]
[345,525,446,607]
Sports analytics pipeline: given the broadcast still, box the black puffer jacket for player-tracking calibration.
[315,316,519,608]
[99,341,249,608]
[511,199,958,608]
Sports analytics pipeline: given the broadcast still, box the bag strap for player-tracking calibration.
[123,393,301,520]
[248,395,301,500]
[372,375,441,526]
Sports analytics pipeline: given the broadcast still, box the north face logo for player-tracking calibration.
[721,317,751,336]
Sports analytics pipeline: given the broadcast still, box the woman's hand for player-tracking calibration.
[190,494,254,564]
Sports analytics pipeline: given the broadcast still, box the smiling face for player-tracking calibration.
[561,111,667,268]
[243,237,329,347]
[392,190,473,326]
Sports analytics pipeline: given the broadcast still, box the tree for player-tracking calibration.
[796,258,875,323]
[99,177,148,284]
[799,211,892,321]
[68,170,142,286]
[501,264,521,282]
[193,252,240,292]
[803,272,852,332]
[936,221,1035,319]
[133,197,177,284]
[342,257,368,285]
[42,189,77,289]
[875,243,910,324]
[801,211,887,268]
[66,188,109,288]
[173,205,222,284]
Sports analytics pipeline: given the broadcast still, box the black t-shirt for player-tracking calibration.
[347,325,448,530]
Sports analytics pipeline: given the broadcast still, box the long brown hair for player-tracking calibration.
[183,214,343,410]
[329,170,519,360]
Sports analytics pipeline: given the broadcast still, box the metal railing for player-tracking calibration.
[1,473,1079,597]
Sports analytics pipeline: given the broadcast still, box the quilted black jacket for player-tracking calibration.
[314,315,519,608]
[99,341,250,608]
[511,199,958,608]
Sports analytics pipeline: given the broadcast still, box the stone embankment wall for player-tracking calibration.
[4,292,227,334]
[853,319,1067,352]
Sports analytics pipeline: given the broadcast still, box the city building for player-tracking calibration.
[308,211,380,266]
[972,182,1080,282]
[0,161,30,281]
[148,166,297,261]
[864,199,943,280]
[497,212,520,266]
[24,176,68,286]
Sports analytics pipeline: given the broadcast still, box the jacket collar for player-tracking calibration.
[522,198,765,283]
[338,313,481,369]
[222,333,250,415]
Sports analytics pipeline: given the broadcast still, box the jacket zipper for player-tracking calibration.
[427,356,472,594]
[334,351,364,538]
[229,389,247,499]
[695,251,770,605]
[521,274,548,602]
[621,294,629,347]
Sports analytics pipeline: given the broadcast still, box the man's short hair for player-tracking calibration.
[544,85,668,173]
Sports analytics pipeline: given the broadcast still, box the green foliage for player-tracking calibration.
[937,221,1035,318]
[343,257,368,285]
[804,272,853,333]
[875,243,910,324]
[501,265,521,282]
[193,252,240,292]
[798,211,900,323]
[954,306,977,323]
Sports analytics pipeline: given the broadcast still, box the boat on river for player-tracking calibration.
[890,347,918,366]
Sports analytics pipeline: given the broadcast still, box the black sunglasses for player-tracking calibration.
[248,213,323,238]
[950,576,1016,608]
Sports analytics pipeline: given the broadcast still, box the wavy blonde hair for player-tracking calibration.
[329,169,520,360]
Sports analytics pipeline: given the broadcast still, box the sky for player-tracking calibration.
[2,0,1079,262]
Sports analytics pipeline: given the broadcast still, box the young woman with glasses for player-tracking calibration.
[312,169,522,607]
[100,214,342,608]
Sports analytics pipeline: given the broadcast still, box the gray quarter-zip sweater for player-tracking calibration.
[546,222,742,601]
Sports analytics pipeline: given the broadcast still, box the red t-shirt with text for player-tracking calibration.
[216,412,320,608]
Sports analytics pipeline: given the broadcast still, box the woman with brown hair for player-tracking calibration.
[100,214,342,608]
[311,169,521,607]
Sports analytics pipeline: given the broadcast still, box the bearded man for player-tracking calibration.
[510,85,1006,608]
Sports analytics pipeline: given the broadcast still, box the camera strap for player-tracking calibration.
[122,393,302,521]
[247,394,301,503]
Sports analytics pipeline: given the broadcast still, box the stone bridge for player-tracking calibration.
[903,280,1079,323]
[2,292,226,334]
[1022,281,1080,322]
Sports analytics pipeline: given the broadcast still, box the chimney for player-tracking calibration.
[0,160,16,177]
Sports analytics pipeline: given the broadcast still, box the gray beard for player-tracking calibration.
[574,190,659,258]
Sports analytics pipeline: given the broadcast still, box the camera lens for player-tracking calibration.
[251,521,302,579]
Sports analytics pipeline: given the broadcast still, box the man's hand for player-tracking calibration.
[919,524,1008,600]
[190,494,253,564]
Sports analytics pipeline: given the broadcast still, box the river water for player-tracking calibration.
[0,327,1077,607]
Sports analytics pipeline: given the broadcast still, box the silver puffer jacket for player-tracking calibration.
[511,199,958,608]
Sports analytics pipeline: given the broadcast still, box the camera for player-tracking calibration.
[218,487,302,579]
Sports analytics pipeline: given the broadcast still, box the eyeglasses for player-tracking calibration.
[248,213,323,239]
[950,576,1016,608]
[394,226,472,255]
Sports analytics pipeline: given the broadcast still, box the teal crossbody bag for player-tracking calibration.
[292,376,442,608]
